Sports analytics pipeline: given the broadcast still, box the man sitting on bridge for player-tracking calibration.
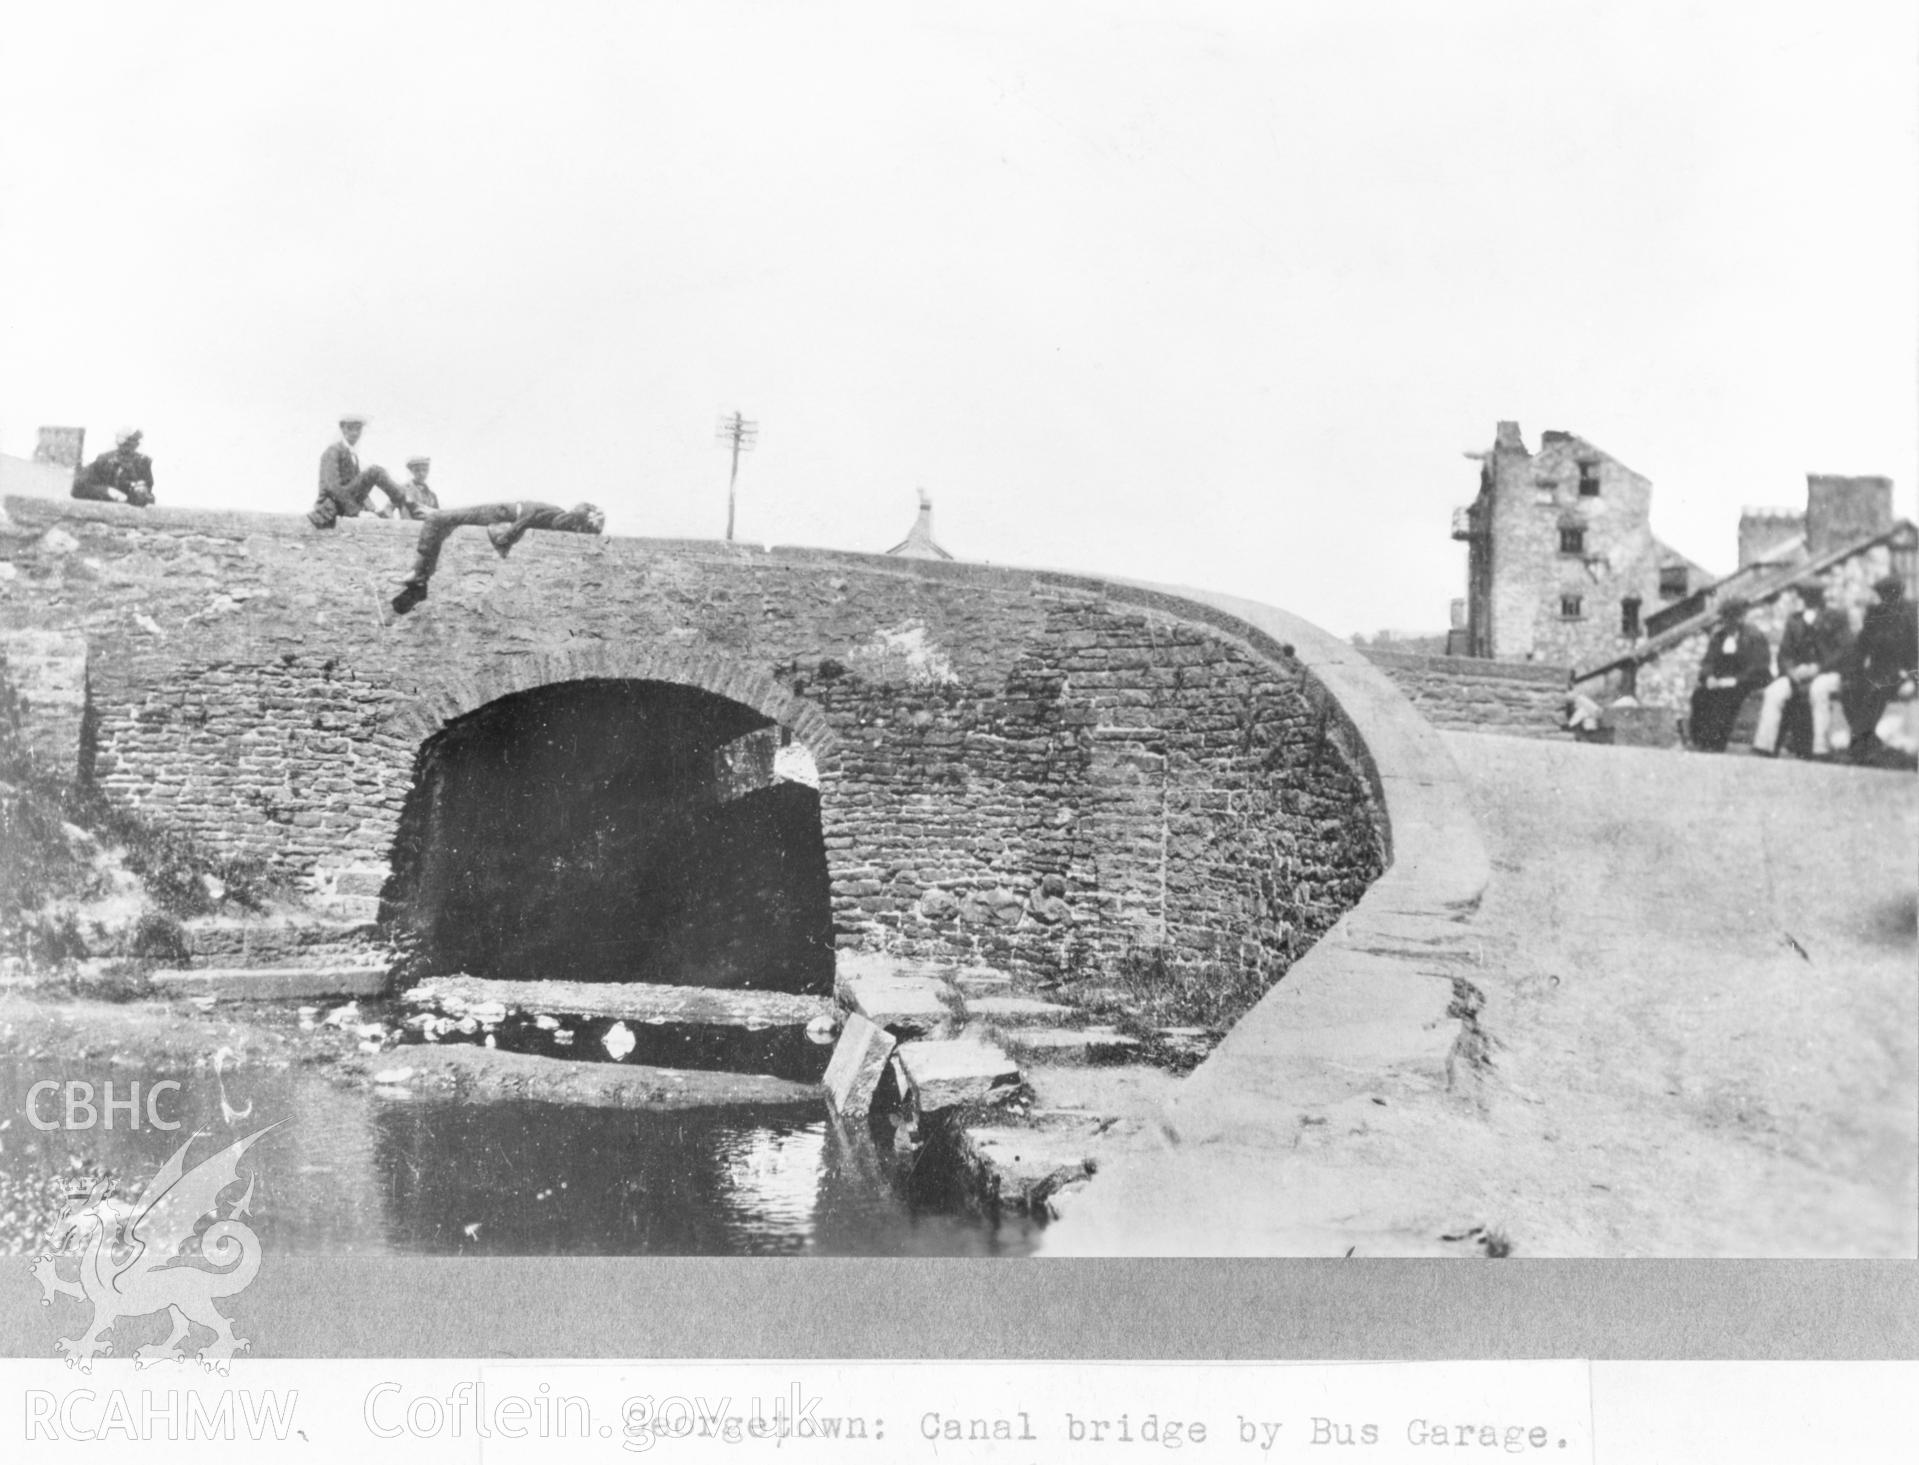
[385,456,440,520]
[1841,573,1919,766]
[308,413,407,528]
[1687,598,1771,753]
[388,501,606,616]
[1751,581,1850,759]
[70,427,155,506]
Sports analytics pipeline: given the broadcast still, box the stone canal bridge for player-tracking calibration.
[7,491,1906,1262]
[1,493,1478,1004]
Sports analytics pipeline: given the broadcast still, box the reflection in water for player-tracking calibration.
[372,1100,833,1255]
[0,1057,1036,1258]
[718,1124,825,1247]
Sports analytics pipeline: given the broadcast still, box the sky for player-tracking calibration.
[2,0,1913,637]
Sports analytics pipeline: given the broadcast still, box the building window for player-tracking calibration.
[1578,461,1601,496]
[1560,595,1584,620]
[1559,525,1586,555]
[1659,565,1689,599]
[1621,596,1641,636]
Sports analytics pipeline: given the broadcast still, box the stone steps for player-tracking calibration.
[997,1026,1142,1064]
[962,994,1079,1024]
[309,895,381,921]
[892,1037,1022,1115]
[953,969,1015,995]
[183,913,378,964]
[820,951,1166,1222]
[945,1114,1107,1218]
[151,965,390,1002]
[834,957,956,1038]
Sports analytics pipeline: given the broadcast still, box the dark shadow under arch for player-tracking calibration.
[382,678,833,994]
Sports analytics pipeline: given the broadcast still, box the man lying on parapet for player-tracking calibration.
[308,413,408,528]
[388,501,606,615]
[386,456,440,520]
[71,427,155,506]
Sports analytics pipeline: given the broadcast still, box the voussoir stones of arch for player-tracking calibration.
[384,645,840,757]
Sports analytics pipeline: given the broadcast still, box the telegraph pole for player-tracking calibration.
[715,410,759,541]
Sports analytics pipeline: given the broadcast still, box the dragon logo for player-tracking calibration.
[30,1123,279,1369]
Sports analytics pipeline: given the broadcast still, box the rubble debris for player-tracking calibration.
[823,1012,896,1117]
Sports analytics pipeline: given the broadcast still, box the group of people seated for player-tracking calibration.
[1688,575,1918,765]
[70,414,608,621]
[301,413,607,617]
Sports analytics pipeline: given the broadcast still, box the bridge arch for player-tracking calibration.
[381,673,836,992]
[386,643,840,765]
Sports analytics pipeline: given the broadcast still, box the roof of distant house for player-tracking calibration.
[886,489,954,560]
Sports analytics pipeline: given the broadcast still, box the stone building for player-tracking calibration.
[1452,421,1711,666]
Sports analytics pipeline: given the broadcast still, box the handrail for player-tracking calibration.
[1574,520,1918,686]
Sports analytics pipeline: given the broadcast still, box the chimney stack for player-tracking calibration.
[34,426,85,469]
[1804,474,1893,556]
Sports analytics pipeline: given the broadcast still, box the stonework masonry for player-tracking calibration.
[1359,649,1566,737]
[0,494,1386,992]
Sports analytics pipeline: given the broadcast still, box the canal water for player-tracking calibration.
[0,1054,1038,1258]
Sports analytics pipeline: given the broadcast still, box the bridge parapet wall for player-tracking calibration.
[1360,649,1568,738]
[0,494,1386,988]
